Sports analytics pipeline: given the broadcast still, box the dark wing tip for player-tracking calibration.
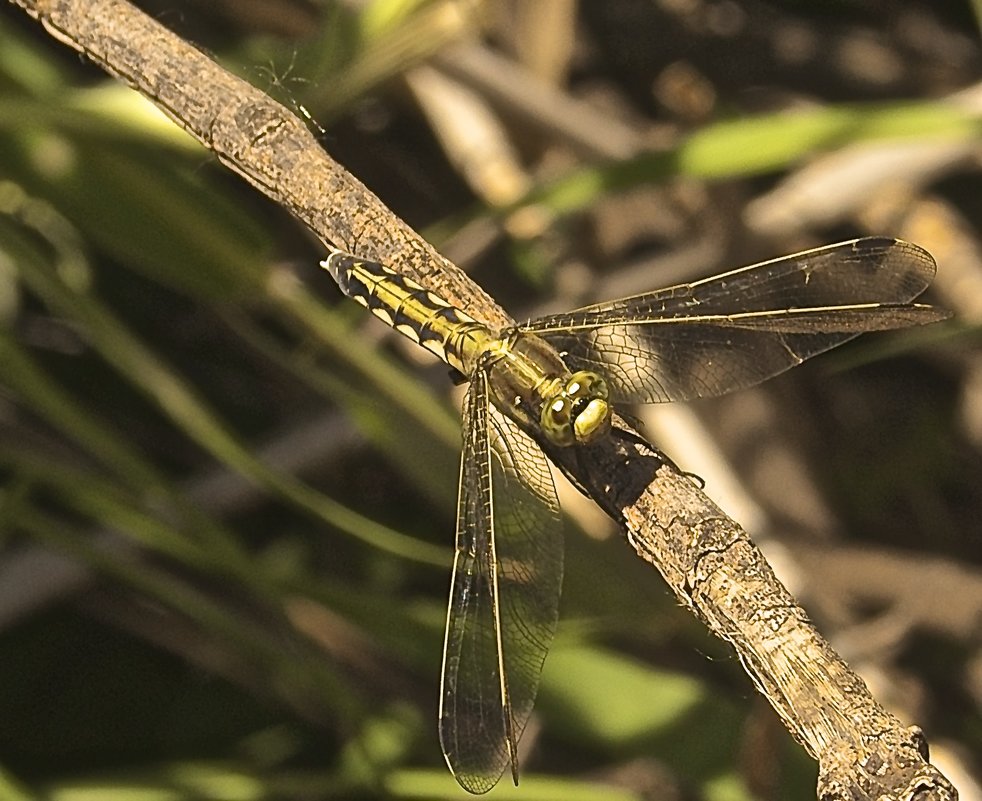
[853,236,938,277]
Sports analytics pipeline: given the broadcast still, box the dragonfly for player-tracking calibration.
[320,237,948,794]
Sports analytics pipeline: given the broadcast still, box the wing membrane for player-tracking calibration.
[439,371,563,794]
[523,238,946,404]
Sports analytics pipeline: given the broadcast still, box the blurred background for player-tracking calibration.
[0,0,979,799]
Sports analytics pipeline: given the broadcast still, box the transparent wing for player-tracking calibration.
[522,238,947,404]
[439,370,563,794]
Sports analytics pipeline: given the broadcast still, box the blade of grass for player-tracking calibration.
[303,0,476,119]
[36,759,367,801]
[0,766,37,801]
[0,91,201,153]
[9,226,446,566]
[387,768,645,801]
[0,134,269,300]
[0,329,162,491]
[264,284,461,452]
[225,309,457,509]
[13,502,365,727]
[524,100,982,216]
[3,447,250,579]
[5,444,440,702]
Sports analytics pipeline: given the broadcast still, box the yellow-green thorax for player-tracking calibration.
[321,252,611,446]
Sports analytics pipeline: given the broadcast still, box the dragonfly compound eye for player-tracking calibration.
[567,371,611,444]
[572,396,611,443]
[540,371,611,446]
[541,397,575,446]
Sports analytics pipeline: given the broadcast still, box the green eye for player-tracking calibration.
[566,371,609,401]
[572,398,610,443]
[540,397,573,445]
[539,371,611,446]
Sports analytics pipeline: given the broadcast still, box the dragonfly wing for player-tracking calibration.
[439,370,563,793]
[523,238,943,404]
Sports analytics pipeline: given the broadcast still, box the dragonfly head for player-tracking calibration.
[541,371,611,446]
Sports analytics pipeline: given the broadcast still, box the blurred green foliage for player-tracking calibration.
[0,0,971,799]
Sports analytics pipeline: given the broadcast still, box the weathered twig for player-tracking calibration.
[9,1,957,798]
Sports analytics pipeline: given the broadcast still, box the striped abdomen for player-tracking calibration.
[321,252,494,375]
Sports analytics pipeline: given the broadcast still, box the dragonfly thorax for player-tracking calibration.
[481,331,611,447]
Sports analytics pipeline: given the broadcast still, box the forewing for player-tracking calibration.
[439,371,563,793]
[523,238,944,404]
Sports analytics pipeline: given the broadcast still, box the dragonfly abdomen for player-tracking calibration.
[322,251,614,446]
[322,251,495,374]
